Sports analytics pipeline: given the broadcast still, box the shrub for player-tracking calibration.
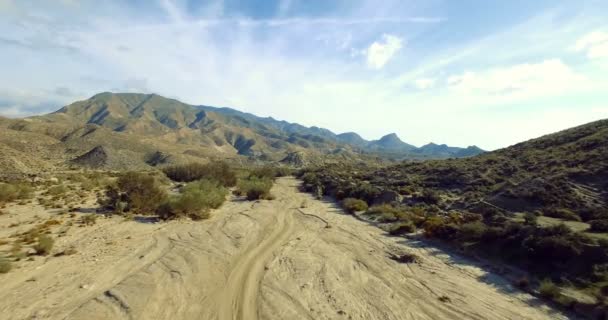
[538,279,561,299]
[423,217,460,240]
[102,172,168,215]
[34,235,54,256]
[543,207,581,221]
[158,180,228,220]
[237,177,273,201]
[163,162,237,186]
[182,180,228,209]
[0,256,11,273]
[81,214,97,226]
[589,219,608,233]
[458,221,487,241]
[388,221,416,235]
[342,198,368,214]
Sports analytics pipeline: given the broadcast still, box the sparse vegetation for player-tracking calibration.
[297,119,608,317]
[81,214,97,226]
[0,182,33,204]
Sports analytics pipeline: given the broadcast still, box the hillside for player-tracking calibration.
[0,93,483,174]
[299,118,608,316]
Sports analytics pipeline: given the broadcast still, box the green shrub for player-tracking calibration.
[102,172,168,215]
[538,279,561,299]
[182,180,228,209]
[237,177,273,201]
[163,162,237,186]
[388,221,416,235]
[0,256,11,273]
[342,198,368,214]
[34,235,54,256]
[158,179,228,220]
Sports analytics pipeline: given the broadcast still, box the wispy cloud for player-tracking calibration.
[1,0,608,150]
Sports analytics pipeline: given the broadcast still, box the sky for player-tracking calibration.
[1,0,608,150]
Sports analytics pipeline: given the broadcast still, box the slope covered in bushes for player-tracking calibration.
[298,119,608,317]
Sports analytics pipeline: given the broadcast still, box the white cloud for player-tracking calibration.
[414,78,434,89]
[366,34,403,69]
[446,59,584,99]
[575,31,608,59]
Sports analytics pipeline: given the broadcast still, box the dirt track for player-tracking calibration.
[0,177,568,319]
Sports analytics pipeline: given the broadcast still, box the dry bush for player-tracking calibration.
[163,162,237,186]
[0,182,34,204]
[388,221,416,235]
[237,177,274,201]
[81,214,97,226]
[34,235,54,256]
[342,198,368,214]
[101,172,167,215]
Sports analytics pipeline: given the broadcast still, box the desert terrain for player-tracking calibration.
[0,177,566,320]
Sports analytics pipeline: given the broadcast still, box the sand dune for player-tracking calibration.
[0,177,568,319]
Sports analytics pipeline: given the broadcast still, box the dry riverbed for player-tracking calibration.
[0,177,569,319]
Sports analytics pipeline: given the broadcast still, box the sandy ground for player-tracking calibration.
[0,177,571,320]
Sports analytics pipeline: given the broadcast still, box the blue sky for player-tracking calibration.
[1,0,608,150]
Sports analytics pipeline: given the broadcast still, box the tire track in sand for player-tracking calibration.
[218,202,296,320]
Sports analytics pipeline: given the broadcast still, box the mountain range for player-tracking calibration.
[0,92,484,173]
